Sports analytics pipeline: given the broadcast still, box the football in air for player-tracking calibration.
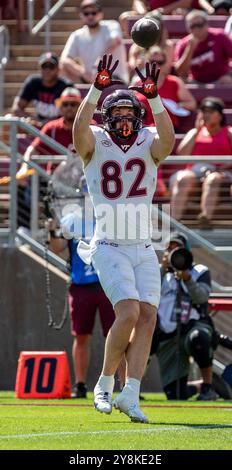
[131,18,160,49]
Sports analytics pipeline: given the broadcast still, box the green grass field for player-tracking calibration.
[0,392,232,450]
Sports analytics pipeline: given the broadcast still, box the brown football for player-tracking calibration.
[131,18,160,49]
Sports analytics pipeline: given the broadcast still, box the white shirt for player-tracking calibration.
[84,125,158,244]
[225,16,232,37]
[61,20,129,83]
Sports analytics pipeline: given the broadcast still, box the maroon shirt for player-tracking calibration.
[31,117,74,173]
[175,28,232,83]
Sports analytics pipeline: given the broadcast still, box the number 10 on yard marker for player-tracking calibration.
[15,351,71,398]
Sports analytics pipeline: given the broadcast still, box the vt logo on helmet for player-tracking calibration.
[101,90,144,140]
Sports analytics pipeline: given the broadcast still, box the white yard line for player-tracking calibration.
[0,427,182,440]
[1,424,232,440]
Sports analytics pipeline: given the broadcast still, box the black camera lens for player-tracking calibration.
[169,247,193,271]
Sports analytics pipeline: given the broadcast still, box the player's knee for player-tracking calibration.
[140,303,157,329]
[115,300,140,327]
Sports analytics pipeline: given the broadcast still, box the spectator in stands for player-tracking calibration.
[11,53,72,128]
[131,46,196,131]
[150,232,218,400]
[128,11,174,76]
[150,0,214,15]
[60,0,129,84]
[119,0,148,37]
[47,210,116,399]
[0,0,16,19]
[16,87,82,229]
[171,97,232,226]
[175,10,232,84]
[17,87,82,179]
[119,0,214,37]
[212,0,232,15]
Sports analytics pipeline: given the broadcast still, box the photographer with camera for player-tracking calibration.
[151,232,218,400]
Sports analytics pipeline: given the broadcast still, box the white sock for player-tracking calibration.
[123,377,141,402]
[96,375,115,394]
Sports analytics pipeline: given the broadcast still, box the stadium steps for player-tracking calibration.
[183,219,232,229]
[200,229,232,246]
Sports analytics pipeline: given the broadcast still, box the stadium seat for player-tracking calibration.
[186,85,232,106]
[178,109,232,132]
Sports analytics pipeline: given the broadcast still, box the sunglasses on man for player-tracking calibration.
[41,63,57,70]
[82,10,98,16]
[61,102,79,108]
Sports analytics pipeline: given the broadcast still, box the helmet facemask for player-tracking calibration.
[107,112,142,139]
[102,93,144,140]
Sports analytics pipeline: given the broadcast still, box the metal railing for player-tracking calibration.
[0,117,72,245]
[27,0,66,50]
[0,25,10,117]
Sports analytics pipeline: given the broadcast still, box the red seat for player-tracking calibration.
[186,84,232,106]
[179,109,232,132]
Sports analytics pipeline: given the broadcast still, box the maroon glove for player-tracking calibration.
[129,62,160,99]
[94,54,122,91]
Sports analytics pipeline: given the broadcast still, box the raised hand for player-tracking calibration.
[94,54,121,90]
[129,62,160,99]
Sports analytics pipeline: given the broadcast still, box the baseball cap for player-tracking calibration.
[56,87,82,107]
[168,232,191,250]
[80,0,102,10]
[39,52,59,67]
[200,97,225,113]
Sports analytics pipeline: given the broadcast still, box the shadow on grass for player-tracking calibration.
[149,422,232,429]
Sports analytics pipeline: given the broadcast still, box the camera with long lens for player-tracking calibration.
[169,247,193,271]
[213,331,232,350]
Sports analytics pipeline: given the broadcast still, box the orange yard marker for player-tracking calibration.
[15,351,71,398]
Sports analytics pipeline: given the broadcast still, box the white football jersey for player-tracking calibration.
[84,125,158,244]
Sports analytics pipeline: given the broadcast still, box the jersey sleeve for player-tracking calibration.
[90,125,106,140]
[143,126,158,147]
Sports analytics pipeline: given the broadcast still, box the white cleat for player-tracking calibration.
[94,388,112,414]
[113,394,149,423]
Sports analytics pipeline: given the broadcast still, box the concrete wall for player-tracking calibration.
[0,247,161,392]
